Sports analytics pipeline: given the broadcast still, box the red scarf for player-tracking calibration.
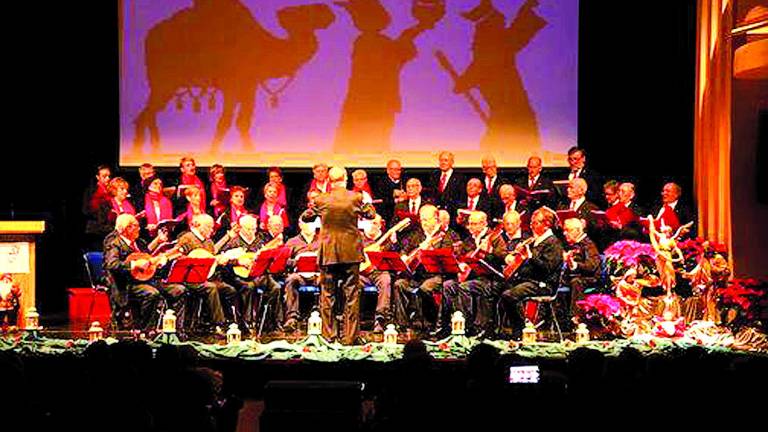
[309,178,329,194]
[353,183,373,197]
[111,198,135,216]
[230,204,248,226]
[144,193,173,226]
[211,180,228,217]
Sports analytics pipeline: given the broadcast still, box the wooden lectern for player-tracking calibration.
[0,221,45,326]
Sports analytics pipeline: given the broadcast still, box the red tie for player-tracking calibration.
[469,198,475,211]
[410,201,417,215]
[439,172,447,193]
[486,177,492,191]
[131,242,140,253]
[529,178,534,189]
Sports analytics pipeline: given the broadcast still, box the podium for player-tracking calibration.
[0,221,45,327]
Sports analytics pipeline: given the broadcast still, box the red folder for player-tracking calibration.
[419,248,460,274]
[165,257,216,284]
[366,251,409,273]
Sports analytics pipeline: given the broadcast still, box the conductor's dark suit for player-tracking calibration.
[302,186,375,344]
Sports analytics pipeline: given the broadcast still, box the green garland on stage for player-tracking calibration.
[2,330,766,361]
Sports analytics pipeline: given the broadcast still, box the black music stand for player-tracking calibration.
[460,256,504,280]
[165,257,216,284]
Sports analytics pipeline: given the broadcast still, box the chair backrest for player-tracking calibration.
[83,251,107,289]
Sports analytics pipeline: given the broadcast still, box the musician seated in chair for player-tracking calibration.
[561,217,601,322]
[282,218,321,332]
[393,204,461,333]
[218,214,281,333]
[360,214,400,333]
[500,207,563,339]
[176,214,238,333]
[443,210,507,339]
[103,214,186,333]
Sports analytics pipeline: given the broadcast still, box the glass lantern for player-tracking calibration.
[522,320,537,344]
[451,311,465,335]
[575,323,590,343]
[383,324,398,345]
[308,311,322,336]
[88,321,104,342]
[226,323,241,345]
[25,307,39,331]
[162,309,177,334]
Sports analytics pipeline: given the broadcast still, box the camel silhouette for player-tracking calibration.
[132,0,335,155]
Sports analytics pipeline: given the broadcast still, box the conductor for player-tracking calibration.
[302,166,376,344]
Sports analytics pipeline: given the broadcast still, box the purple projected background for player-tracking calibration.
[120,0,578,167]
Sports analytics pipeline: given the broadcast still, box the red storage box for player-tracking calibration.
[68,288,111,327]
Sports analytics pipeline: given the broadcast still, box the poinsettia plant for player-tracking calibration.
[718,277,768,328]
[575,294,623,337]
[603,241,657,279]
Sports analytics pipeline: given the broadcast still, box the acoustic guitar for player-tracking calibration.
[232,234,284,279]
[360,218,411,274]
[502,237,536,280]
[457,224,504,283]
[126,246,184,282]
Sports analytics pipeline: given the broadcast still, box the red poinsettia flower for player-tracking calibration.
[361,344,372,353]
[439,342,449,351]
[302,345,312,353]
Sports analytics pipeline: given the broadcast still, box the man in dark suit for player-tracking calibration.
[481,155,507,202]
[393,204,462,332]
[393,178,430,225]
[429,151,466,215]
[559,178,600,234]
[443,210,507,338]
[282,219,321,331]
[374,159,406,223]
[515,156,555,211]
[495,184,526,223]
[500,207,563,338]
[103,213,186,332]
[301,166,376,345]
[561,218,601,321]
[456,178,494,231]
[563,147,602,206]
[650,182,696,236]
[217,214,281,333]
[176,214,238,331]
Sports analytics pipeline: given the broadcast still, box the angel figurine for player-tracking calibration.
[647,215,693,298]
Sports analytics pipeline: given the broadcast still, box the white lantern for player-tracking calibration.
[522,320,537,344]
[226,323,241,345]
[162,309,177,334]
[575,323,590,343]
[88,321,104,342]
[451,311,465,335]
[383,324,398,345]
[308,311,322,336]
[25,307,39,331]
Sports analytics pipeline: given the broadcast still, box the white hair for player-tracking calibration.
[115,213,137,233]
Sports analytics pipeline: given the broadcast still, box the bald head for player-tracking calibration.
[328,166,347,186]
